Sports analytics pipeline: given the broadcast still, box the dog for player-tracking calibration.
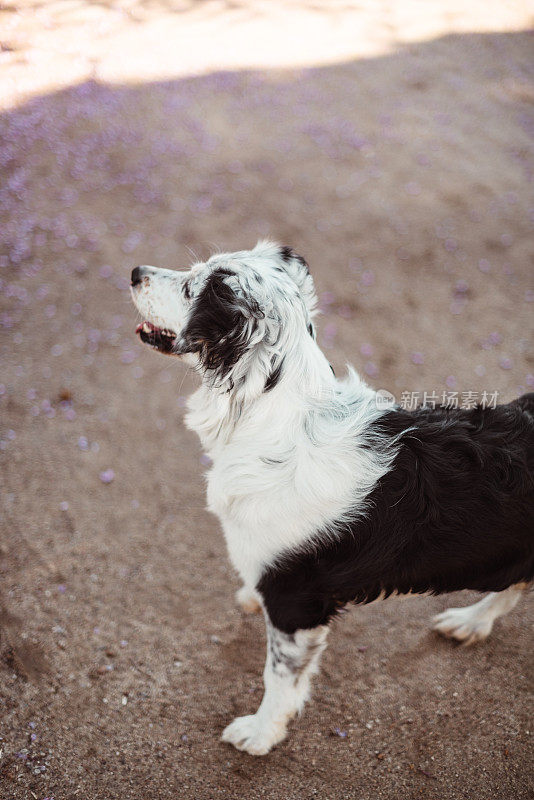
[130,241,534,755]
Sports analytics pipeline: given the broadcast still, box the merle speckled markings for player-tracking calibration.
[130,241,534,756]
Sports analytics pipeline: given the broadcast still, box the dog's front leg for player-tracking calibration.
[235,584,262,614]
[222,614,329,755]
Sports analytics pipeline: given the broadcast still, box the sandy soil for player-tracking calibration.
[1,2,533,799]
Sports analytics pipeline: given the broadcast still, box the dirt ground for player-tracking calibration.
[1,2,533,799]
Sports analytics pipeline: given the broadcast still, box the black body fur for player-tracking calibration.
[258,394,534,634]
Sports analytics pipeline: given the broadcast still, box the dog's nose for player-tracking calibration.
[131,266,148,287]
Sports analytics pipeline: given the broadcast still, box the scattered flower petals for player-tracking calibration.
[320,291,335,307]
[454,280,469,294]
[323,322,337,339]
[331,727,347,738]
[99,469,115,484]
[405,181,421,196]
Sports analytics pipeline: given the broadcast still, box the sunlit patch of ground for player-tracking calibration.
[1,0,532,106]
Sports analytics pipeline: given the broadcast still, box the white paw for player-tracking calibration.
[432,606,493,645]
[221,714,286,755]
[235,586,262,615]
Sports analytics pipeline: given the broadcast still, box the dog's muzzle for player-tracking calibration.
[131,265,179,354]
[131,265,158,287]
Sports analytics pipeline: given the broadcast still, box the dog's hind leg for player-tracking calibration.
[432,583,529,645]
[221,617,329,755]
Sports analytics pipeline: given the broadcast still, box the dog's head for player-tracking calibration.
[130,241,318,394]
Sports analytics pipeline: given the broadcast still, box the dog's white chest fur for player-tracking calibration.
[185,376,394,587]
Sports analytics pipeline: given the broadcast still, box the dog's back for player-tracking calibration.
[515,391,534,429]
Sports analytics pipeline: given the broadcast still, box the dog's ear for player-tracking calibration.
[278,245,317,324]
[177,268,264,380]
[279,245,308,272]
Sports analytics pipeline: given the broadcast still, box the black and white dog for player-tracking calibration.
[130,241,534,755]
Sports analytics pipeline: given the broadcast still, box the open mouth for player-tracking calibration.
[135,321,178,354]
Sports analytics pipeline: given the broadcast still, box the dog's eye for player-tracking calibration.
[183,281,191,300]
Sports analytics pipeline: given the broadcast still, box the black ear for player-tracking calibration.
[279,245,309,273]
[278,245,317,325]
[178,269,262,380]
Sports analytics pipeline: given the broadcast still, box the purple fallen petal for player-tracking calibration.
[99,468,115,484]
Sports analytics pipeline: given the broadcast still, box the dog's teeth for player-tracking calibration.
[142,322,151,333]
